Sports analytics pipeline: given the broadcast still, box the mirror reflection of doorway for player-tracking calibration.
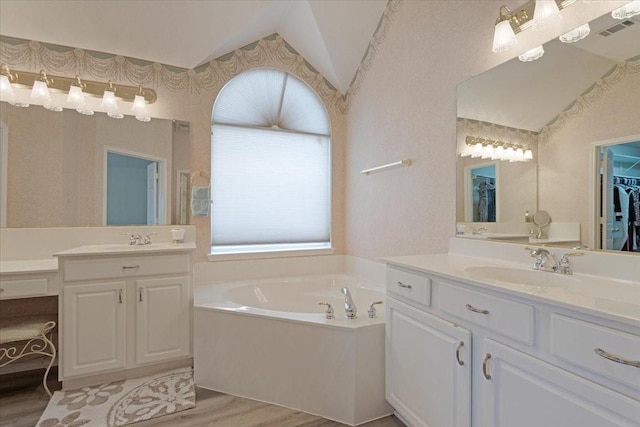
[106,151,166,225]
[467,164,497,222]
[598,140,640,252]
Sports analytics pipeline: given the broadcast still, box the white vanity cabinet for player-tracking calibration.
[385,263,640,427]
[57,248,193,383]
[386,297,471,427]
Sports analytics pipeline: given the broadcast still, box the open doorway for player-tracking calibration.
[596,139,640,252]
[105,149,167,225]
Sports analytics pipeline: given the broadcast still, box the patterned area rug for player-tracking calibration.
[37,367,195,427]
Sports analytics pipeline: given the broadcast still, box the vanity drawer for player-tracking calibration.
[438,282,534,345]
[386,266,432,308]
[63,254,190,282]
[0,278,48,299]
[550,315,640,390]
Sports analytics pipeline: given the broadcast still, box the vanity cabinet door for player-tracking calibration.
[62,281,127,378]
[481,339,640,427]
[386,297,471,427]
[135,276,190,365]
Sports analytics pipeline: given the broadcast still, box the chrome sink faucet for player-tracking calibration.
[122,232,156,245]
[557,252,584,275]
[526,247,558,272]
[341,287,357,319]
[471,226,487,235]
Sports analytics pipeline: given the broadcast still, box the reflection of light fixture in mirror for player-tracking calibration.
[132,87,151,122]
[101,81,124,119]
[519,45,545,62]
[67,76,94,116]
[492,6,519,52]
[0,65,21,106]
[462,136,533,162]
[532,0,562,31]
[611,1,640,19]
[559,23,590,43]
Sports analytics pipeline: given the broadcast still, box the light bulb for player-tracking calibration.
[0,75,15,100]
[611,1,640,19]
[101,89,124,119]
[524,149,534,161]
[482,144,494,159]
[515,148,525,161]
[505,146,515,160]
[492,19,518,53]
[559,23,590,43]
[472,142,484,158]
[132,94,150,122]
[533,0,562,31]
[519,45,545,62]
[495,145,505,160]
[31,80,51,103]
[67,85,85,106]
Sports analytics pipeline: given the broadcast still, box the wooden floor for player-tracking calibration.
[0,370,405,427]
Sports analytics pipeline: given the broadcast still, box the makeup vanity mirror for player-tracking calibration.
[0,103,191,228]
[456,10,640,253]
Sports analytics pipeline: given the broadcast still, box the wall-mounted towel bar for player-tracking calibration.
[361,159,412,175]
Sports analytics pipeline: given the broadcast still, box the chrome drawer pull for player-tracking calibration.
[397,281,412,289]
[482,353,492,380]
[594,348,640,368]
[466,304,489,314]
[122,265,140,270]
[456,341,465,366]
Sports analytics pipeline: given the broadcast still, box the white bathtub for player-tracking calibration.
[194,274,392,426]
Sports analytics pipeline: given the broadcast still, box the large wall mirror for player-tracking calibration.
[0,102,191,227]
[456,10,640,254]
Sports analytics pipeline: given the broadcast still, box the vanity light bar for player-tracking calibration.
[461,136,533,162]
[0,65,156,121]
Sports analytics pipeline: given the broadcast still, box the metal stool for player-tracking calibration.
[0,315,57,396]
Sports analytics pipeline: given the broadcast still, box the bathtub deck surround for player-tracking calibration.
[194,256,391,426]
[383,238,639,427]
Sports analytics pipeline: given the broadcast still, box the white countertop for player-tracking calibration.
[54,242,197,257]
[383,253,640,327]
[0,259,59,275]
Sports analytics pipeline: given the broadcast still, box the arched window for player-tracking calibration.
[211,69,331,255]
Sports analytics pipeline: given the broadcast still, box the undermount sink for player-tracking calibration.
[464,266,578,289]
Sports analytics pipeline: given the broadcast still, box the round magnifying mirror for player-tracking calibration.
[532,210,551,239]
[532,210,551,227]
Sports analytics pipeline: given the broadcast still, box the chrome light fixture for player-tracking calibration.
[611,1,640,19]
[0,65,156,120]
[559,23,591,43]
[532,0,562,31]
[519,45,545,62]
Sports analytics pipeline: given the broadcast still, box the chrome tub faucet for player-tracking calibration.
[341,287,357,319]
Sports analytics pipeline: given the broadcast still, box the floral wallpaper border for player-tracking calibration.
[538,56,640,144]
[0,0,403,116]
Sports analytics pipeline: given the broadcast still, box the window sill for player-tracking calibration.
[207,246,335,262]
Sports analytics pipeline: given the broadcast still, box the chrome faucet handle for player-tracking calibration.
[318,302,334,319]
[558,252,584,275]
[368,301,384,318]
[143,232,158,245]
[121,233,140,245]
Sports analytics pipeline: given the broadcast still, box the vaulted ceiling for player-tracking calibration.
[0,0,388,93]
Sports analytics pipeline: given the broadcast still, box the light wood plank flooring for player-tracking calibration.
[0,370,404,427]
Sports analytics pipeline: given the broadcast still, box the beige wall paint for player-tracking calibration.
[344,0,622,260]
[538,71,640,245]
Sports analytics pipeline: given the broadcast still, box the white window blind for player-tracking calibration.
[211,124,330,248]
[211,69,331,252]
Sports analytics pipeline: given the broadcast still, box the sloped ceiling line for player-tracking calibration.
[344,0,403,111]
[538,57,640,144]
[0,34,347,114]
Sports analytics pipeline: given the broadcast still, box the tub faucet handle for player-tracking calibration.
[318,302,334,320]
[368,301,384,318]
